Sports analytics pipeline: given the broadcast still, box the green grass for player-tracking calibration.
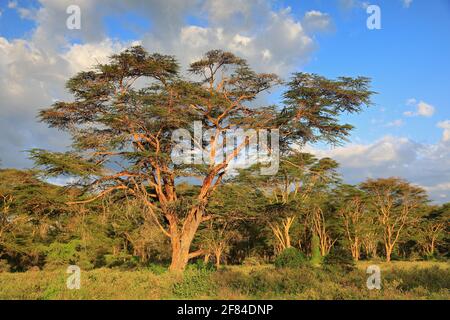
[0,262,448,300]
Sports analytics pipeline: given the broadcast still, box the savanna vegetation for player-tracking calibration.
[0,47,448,299]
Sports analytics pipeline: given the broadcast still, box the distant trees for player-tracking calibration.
[417,204,449,257]
[360,178,429,262]
[0,169,76,270]
[32,46,373,271]
[0,167,448,271]
[336,185,370,261]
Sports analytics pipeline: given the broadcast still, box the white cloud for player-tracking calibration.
[0,0,323,169]
[0,36,126,168]
[417,101,435,117]
[406,98,417,106]
[404,99,435,117]
[437,120,450,142]
[303,10,334,33]
[63,40,125,74]
[140,3,315,75]
[402,0,413,8]
[7,1,18,9]
[386,119,404,127]
[305,133,450,203]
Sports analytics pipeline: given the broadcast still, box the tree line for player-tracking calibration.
[0,166,448,272]
[0,47,447,272]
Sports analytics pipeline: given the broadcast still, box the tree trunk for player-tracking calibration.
[215,249,222,268]
[385,244,393,262]
[311,233,322,265]
[430,238,436,256]
[351,238,360,261]
[169,235,191,272]
[168,207,203,272]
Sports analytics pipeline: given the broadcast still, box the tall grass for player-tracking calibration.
[0,262,448,300]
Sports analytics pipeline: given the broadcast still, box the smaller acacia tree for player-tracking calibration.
[361,178,428,262]
[237,153,341,255]
[417,204,448,257]
[336,185,371,261]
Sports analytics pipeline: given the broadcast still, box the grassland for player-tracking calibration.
[0,261,448,300]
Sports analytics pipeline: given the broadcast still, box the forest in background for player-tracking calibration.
[0,162,448,272]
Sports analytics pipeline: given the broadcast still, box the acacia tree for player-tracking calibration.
[32,46,373,271]
[361,178,428,262]
[336,185,370,261]
[417,204,448,257]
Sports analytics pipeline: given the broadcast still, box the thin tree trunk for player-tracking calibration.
[215,249,222,268]
[385,244,393,262]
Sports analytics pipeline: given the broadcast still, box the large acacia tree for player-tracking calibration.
[32,46,373,271]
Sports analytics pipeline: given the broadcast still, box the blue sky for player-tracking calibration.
[0,0,449,201]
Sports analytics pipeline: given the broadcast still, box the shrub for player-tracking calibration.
[104,253,139,269]
[187,259,216,272]
[45,240,93,270]
[0,259,11,272]
[310,234,323,266]
[323,247,355,272]
[147,263,167,275]
[387,266,450,292]
[242,255,264,266]
[274,247,307,269]
[172,269,217,298]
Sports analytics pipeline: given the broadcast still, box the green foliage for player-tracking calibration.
[147,263,167,275]
[171,269,217,298]
[323,247,356,272]
[274,247,307,269]
[242,255,264,267]
[386,266,450,292]
[28,149,102,178]
[104,253,139,269]
[188,259,216,272]
[45,240,93,270]
[310,234,323,266]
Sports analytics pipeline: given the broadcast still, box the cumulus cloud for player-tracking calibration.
[404,99,435,117]
[7,1,18,9]
[302,11,334,33]
[437,120,450,142]
[139,4,315,75]
[0,35,128,168]
[0,0,323,169]
[386,119,404,127]
[305,131,450,202]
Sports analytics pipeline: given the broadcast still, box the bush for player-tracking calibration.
[310,234,323,266]
[274,247,307,269]
[323,247,355,272]
[147,263,167,275]
[172,269,217,298]
[187,259,216,272]
[45,240,93,270]
[387,266,450,292]
[242,255,264,266]
[104,253,139,269]
[0,259,11,272]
